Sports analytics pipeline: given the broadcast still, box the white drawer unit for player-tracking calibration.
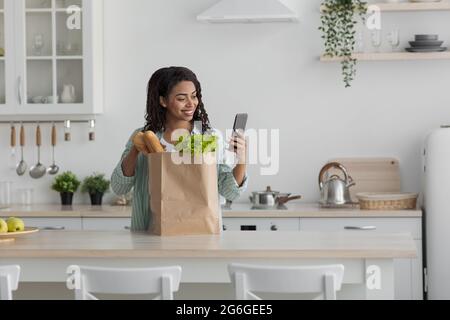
[300,218,422,239]
[23,218,82,231]
[300,217,423,300]
[82,218,131,231]
[223,218,300,231]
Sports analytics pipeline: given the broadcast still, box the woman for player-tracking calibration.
[111,67,248,231]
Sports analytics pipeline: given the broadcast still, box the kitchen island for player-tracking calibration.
[0,230,416,300]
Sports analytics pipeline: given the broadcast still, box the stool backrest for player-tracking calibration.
[67,265,182,300]
[228,263,344,300]
[0,265,21,300]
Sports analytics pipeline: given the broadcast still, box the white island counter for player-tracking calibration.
[0,230,416,300]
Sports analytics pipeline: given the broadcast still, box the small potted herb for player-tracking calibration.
[81,173,110,206]
[51,171,81,206]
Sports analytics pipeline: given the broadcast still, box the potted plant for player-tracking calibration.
[319,0,368,87]
[51,171,81,206]
[81,173,110,206]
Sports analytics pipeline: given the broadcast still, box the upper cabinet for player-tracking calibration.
[0,0,103,116]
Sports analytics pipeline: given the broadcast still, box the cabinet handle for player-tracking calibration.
[41,226,66,231]
[270,225,278,231]
[344,226,376,231]
[124,226,131,230]
[17,77,23,105]
[223,225,227,231]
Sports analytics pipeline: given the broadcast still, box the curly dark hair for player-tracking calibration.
[144,67,211,134]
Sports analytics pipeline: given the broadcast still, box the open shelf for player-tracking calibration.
[320,51,450,62]
[373,1,450,12]
[320,1,450,12]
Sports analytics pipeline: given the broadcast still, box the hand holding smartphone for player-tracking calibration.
[230,113,248,153]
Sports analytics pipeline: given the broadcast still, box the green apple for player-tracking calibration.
[7,217,25,233]
[0,219,7,233]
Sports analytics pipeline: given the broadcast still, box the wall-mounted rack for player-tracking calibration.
[0,120,92,125]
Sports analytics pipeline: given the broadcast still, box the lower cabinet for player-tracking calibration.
[82,218,131,231]
[223,218,300,231]
[23,218,82,231]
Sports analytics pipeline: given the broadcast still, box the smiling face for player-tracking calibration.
[160,81,199,122]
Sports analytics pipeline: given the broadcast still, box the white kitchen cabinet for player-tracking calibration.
[0,0,103,116]
[82,218,131,231]
[223,218,300,231]
[300,217,423,300]
[23,217,82,230]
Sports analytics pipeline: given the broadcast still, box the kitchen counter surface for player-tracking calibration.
[0,230,417,259]
[0,203,422,218]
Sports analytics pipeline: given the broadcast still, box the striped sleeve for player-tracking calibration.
[111,130,139,196]
[217,164,248,201]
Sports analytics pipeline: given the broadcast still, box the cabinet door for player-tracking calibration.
[82,218,131,231]
[0,0,16,111]
[11,0,102,115]
[23,217,82,230]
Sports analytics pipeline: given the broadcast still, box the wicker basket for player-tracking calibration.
[356,192,418,210]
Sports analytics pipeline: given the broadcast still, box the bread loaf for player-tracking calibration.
[133,132,151,154]
[143,131,165,153]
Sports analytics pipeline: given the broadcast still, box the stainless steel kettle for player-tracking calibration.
[319,162,355,207]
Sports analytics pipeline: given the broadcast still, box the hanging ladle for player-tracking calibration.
[29,124,46,179]
[47,123,59,175]
[16,124,28,176]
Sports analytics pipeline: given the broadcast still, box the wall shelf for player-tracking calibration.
[320,51,450,62]
[320,1,450,12]
[372,1,450,12]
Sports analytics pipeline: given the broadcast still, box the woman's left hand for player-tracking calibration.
[228,130,247,164]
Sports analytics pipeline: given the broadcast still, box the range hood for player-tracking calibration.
[197,0,298,23]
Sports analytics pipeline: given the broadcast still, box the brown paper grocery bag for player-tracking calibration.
[148,152,220,236]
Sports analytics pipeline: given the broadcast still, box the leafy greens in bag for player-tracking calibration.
[175,134,218,155]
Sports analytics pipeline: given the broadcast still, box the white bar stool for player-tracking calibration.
[0,265,21,300]
[67,265,182,300]
[228,263,344,300]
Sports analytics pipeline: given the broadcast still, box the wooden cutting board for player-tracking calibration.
[326,158,401,203]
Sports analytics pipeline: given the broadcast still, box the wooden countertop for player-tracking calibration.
[0,230,417,259]
[0,203,422,218]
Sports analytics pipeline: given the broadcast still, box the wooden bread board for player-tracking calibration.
[326,158,401,203]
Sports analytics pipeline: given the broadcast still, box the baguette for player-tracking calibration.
[133,132,151,154]
[143,130,165,153]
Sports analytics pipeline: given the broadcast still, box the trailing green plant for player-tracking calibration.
[319,0,368,87]
[81,173,110,194]
[51,171,81,194]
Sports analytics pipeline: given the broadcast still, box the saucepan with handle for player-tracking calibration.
[249,186,302,210]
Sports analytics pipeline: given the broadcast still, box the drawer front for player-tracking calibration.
[223,218,300,231]
[82,218,131,231]
[300,218,421,239]
[23,218,82,230]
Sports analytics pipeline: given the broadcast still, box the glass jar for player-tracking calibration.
[0,181,13,207]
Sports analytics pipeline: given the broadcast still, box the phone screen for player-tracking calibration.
[233,113,248,133]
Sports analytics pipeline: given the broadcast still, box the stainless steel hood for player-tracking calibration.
[197,0,299,23]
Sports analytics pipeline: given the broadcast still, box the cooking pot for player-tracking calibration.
[249,186,302,210]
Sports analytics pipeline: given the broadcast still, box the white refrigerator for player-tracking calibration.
[424,127,450,299]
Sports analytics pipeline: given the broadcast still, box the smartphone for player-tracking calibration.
[231,113,248,152]
[233,113,248,134]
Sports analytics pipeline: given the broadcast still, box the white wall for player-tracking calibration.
[1,0,450,205]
